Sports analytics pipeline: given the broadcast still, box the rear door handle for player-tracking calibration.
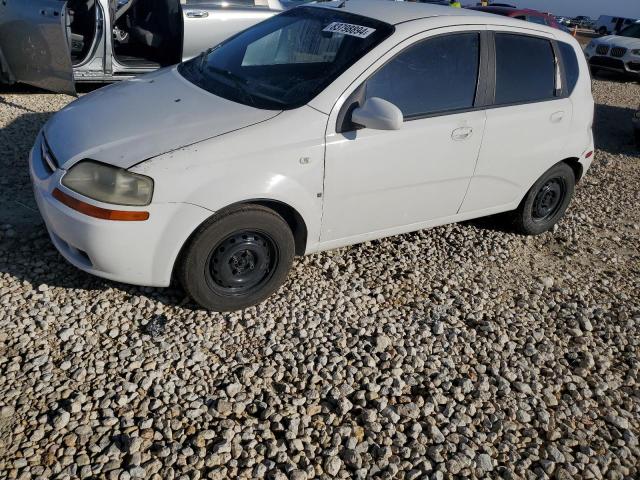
[186,10,209,18]
[550,111,565,123]
[452,127,473,141]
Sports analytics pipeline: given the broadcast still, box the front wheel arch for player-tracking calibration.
[171,199,308,283]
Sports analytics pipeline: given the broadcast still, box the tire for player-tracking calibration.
[510,163,576,235]
[635,128,640,149]
[179,204,295,311]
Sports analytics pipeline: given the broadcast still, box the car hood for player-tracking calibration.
[595,35,640,48]
[44,67,281,170]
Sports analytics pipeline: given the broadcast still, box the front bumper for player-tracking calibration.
[586,53,640,76]
[29,134,213,287]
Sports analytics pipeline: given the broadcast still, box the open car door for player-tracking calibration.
[0,0,76,94]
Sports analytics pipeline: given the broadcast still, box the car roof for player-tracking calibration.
[467,6,547,17]
[311,0,483,25]
[307,0,567,39]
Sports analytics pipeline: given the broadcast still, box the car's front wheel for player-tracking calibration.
[179,205,295,311]
[510,163,576,235]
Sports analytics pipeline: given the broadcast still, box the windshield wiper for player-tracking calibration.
[197,48,214,72]
[206,66,257,108]
[207,66,248,85]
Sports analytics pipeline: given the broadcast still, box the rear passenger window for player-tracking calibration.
[494,34,556,105]
[558,42,579,95]
[365,33,480,118]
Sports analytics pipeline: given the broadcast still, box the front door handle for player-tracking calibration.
[550,111,565,123]
[452,127,473,141]
[185,10,209,18]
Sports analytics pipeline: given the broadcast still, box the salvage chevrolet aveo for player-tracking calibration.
[30,0,595,311]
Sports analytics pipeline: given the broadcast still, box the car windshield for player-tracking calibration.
[178,7,394,110]
[619,24,640,38]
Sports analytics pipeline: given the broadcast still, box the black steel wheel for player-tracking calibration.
[179,205,295,311]
[206,230,278,296]
[511,163,576,235]
[531,177,567,223]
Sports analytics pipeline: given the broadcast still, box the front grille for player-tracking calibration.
[41,136,58,173]
[596,45,610,55]
[611,47,628,58]
[590,56,625,70]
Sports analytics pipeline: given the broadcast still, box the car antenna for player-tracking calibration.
[336,0,347,8]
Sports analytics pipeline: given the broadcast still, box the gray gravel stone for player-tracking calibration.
[476,453,493,472]
[324,456,342,476]
[52,410,71,430]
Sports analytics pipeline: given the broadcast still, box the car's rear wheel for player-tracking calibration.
[179,205,295,311]
[510,163,576,235]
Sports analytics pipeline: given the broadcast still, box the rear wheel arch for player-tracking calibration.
[562,157,584,182]
[511,161,576,235]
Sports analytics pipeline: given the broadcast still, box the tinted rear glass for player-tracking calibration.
[619,24,640,38]
[558,42,579,95]
[495,34,556,105]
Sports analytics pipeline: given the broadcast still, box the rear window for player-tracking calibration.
[558,42,579,95]
[494,34,556,105]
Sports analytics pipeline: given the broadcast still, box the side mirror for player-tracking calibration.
[351,97,403,131]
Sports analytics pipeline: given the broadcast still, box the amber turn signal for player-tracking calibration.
[52,189,150,221]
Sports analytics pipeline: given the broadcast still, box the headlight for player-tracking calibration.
[62,160,154,206]
[632,49,640,56]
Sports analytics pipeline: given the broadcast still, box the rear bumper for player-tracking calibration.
[578,130,595,176]
[29,134,213,287]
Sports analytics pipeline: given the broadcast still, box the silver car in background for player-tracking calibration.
[0,0,283,95]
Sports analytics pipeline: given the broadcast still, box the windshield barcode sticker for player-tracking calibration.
[323,22,376,38]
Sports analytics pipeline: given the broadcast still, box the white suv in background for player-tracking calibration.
[585,22,640,77]
[30,0,595,311]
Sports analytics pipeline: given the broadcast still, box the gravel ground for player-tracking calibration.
[0,78,639,480]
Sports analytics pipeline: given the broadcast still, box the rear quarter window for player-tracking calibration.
[558,42,580,95]
[494,33,556,105]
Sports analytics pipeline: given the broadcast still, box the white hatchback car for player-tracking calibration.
[30,0,595,311]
